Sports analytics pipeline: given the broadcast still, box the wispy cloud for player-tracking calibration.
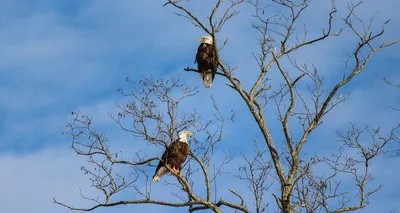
[0,147,95,213]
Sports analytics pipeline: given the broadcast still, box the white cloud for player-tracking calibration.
[0,147,98,213]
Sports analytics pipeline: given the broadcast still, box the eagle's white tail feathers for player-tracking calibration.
[202,71,213,88]
[152,166,168,183]
[152,176,160,182]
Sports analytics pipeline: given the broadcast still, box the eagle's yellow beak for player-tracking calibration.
[199,38,204,42]
[186,131,193,136]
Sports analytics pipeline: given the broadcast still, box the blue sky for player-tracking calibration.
[0,0,399,213]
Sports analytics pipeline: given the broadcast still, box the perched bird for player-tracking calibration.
[152,131,193,182]
[195,35,218,88]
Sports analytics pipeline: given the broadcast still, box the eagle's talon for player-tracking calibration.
[172,167,183,178]
[172,167,178,175]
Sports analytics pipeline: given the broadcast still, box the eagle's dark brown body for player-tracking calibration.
[152,139,189,182]
[195,43,217,88]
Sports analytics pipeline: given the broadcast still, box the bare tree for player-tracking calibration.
[54,76,245,212]
[54,0,399,212]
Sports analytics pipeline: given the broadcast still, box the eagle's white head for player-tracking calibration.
[178,131,193,143]
[199,36,213,44]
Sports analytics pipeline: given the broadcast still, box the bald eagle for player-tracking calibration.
[195,36,218,88]
[152,131,192,182]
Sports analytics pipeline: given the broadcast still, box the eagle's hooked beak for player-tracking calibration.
[186,131,193,136]
[199,38,204,42]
